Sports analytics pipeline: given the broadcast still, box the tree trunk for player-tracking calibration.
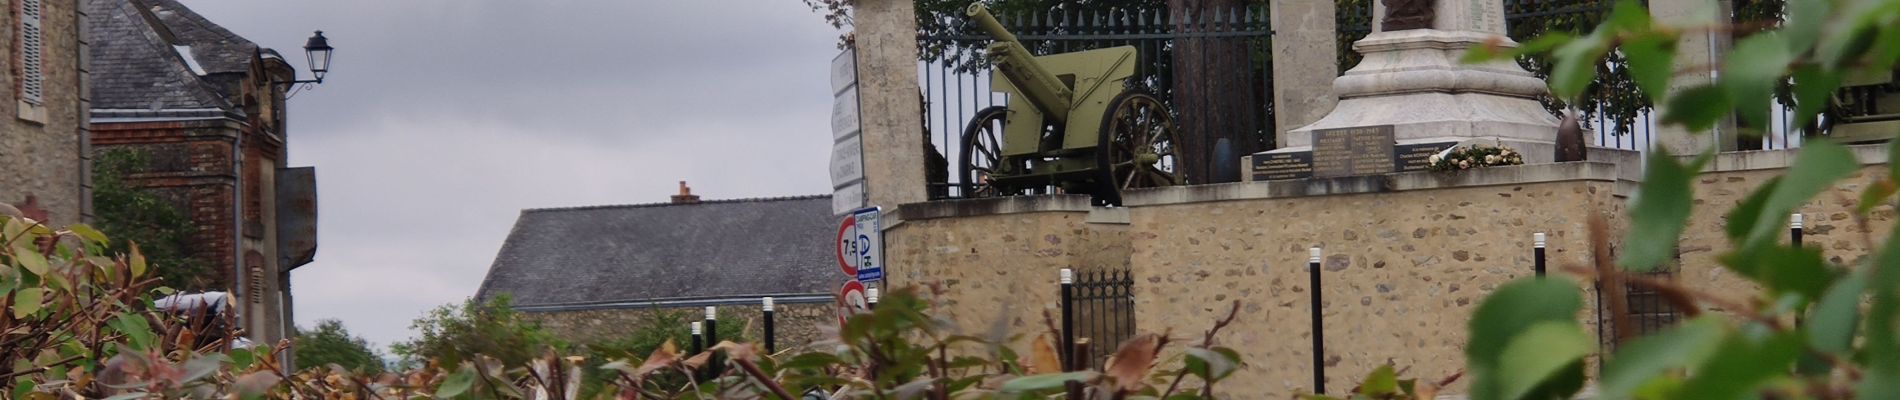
[1169,0,1263,184]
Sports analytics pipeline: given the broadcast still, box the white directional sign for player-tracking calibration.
[831,89,861,142]
[830,136,863,186]
[829,47,867,215]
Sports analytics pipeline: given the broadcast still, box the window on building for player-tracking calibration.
[16,0,44,105]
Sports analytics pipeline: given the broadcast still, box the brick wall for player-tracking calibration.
[95,121,242,289]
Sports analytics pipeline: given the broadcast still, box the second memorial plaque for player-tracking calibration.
[1310,126,1396,178]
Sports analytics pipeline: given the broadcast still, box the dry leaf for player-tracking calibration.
[1415,382,1439,399]
[1105,333,1162,392]
[1028,333,1062,374]
[711,341,758,362]
[635,339,679,376]
[683,352,712,370]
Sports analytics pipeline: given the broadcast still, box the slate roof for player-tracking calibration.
[143,0,258,74]
[475,195,840,308]
[86,0,231,114]
[87,0,271,118]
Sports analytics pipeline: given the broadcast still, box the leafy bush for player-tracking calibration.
[391,295,568,367]
[0,211,1253,398]
[91,148,214,291]
[293,319,387,374]
[1433,0,1900,398]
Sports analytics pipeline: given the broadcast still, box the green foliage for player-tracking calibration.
[1447,0,1900,398]
[391,294,567,367]
[90,148,214,291]
[293,319,386,374]
[0,215,1248,398]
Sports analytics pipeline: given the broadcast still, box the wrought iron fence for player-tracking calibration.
[917,5,1273,199]
[1338,0,1810,154]
[1068,269,1135,369]
[1596,267,1682,352]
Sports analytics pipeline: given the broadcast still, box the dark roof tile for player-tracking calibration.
[475,195,841,307]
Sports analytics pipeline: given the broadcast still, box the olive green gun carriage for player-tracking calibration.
[958,3,1182,205]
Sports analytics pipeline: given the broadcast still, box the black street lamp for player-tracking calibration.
[303,31,333,84]
[279,30,334,90]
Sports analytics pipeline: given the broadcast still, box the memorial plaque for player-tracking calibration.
[1249,152,1313,181]
[1394,142,1458,172]
[1310,126,1397,178]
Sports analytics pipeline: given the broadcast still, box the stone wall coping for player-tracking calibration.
[892,194,1095,221]
[511,293,832,313]
[1687,142,1891,172]
[1120,161,1621,207]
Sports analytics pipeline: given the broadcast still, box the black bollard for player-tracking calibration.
[1060,268,1076,371]
[1309,247,1325,395]
[690,321,703,355]
[705,306,719,377]
[1534,232,1547,277]
[763,297,777,355]
[1792,213,1804,248]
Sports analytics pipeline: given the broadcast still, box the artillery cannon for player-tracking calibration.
[959,3,1181,205]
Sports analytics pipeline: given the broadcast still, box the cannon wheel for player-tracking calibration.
[960,106,1015,198]
[1096,92,1180,206]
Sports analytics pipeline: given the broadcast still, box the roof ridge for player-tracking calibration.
[522,194,831,213]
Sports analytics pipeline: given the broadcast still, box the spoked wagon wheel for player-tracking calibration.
[960,106,1016,198]
[1096,92,1181,206]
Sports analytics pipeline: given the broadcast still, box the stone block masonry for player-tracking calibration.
[0,0,89,224]
[888,162,1625,398]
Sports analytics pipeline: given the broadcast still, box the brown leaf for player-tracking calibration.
[683,352,712,370]
[636,339,680,376]
[1027,333,1063,374]
[711,341,758,362]
[1414,382,1439,399]
[1105,333,1162,392]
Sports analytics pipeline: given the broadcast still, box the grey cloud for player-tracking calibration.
[181,0,842,347]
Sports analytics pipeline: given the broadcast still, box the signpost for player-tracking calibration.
[835,207,883,329]
[836,207,884,282]
[830,48,867,215]
[837,280,868,326]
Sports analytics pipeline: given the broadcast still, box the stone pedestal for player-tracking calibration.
[1248,0,1562,181]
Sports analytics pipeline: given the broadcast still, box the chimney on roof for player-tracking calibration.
[671,181,701,204]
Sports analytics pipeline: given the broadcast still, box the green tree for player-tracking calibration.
[391,295,566,367]
[1434,0,1900,399]
[91,148,215,291]
[293,319,386,374]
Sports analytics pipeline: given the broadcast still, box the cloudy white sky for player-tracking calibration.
[182,0,842,349]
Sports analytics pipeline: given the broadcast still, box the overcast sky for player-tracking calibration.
[182,0,842,349]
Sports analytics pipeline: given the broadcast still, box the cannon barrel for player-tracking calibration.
[966,3,1073,122]
[964,3,1021,44]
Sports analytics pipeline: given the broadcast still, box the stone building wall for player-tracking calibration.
[1123,164,1619,397]
[879,147,1900,398]
[524,302,834,352]
[888,163,1624,398]
[0,0,88,224]
[1677,147,1897,313]
[885,195,1131,354]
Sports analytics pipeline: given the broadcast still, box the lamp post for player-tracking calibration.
[303,31,333,83]
[278,31,335,91]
